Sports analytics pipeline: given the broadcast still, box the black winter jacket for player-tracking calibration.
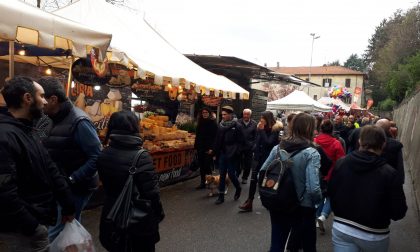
[237,118,257,152]
[254,122,282,162]
[0,112,75,235]
[97,134,164,250]
[194,118,218,152]
[381,137,404,184]
[214,120,245,159]
[329,150,407,234]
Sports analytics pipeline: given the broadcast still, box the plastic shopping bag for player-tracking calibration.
[50,220,95,252]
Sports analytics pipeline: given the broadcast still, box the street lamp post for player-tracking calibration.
[309,33,320,82]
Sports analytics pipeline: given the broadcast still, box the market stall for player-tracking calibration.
[267,90,331,112]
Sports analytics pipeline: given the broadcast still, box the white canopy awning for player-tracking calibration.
[267,90,331,112]
[54,0,249,99]
[0,0,112,64]
[317,97,350,112]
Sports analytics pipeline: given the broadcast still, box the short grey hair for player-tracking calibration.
[243,108,252,115]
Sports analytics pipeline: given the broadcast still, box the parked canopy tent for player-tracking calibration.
[267,90,331,112]
[317,97,350,112]
[54,0,249,99]
[0,0,112,70]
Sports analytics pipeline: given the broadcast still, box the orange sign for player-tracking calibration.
[367,99,374,110]
[152,148,195,173]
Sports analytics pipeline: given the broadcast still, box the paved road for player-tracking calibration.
[1,166,418,251]
[80,164,420,252]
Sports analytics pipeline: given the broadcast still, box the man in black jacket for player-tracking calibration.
[329,125,407,251]
[214,106,245,204]
[37,77,102,241]
[376,118,405,184]
[237,108,257,184]
[0,76,75,251]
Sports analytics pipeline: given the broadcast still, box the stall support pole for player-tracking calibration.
[66,56,75,97]
[216,105,220,122]
[9,41,14,78]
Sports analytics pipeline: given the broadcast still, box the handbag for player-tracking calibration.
[105,148,157,239]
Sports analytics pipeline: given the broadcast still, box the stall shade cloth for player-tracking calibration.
[0,0,112,63]
[267,90,331,112]
[317,97,350,112]
[54,0,249,99]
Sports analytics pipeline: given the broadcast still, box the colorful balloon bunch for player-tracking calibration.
[328,86,352,99]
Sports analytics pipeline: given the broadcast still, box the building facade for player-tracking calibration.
[270,66,365,107]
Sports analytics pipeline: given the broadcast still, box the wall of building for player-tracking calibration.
[393,91,420,217]
[296,74,364,106]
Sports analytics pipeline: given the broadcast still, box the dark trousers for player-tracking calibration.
[218,153,241,193]
[247,158,264,200]
[269,207,317,252]
[238,149,253,180]
[198,150,213,185]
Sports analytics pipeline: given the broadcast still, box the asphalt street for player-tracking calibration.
[1,166,418,252]
[80,164,420,252]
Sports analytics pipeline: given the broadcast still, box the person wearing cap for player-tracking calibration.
[214,106,244,204]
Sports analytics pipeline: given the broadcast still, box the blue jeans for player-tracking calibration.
[316,197,331,218]
[332,228,389,252]
[48,191,93,242]
[218,154,240,193]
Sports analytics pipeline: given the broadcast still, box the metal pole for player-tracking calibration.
[9,41,14,78]
[309,36,314,81]
[66,56,75,97]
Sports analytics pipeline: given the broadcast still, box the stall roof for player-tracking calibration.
[0,0,112,67]
[185,55,320,87]
[267,90,331,112]
[55,0,249,99]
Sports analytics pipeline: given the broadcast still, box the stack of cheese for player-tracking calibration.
[139,115,195,152]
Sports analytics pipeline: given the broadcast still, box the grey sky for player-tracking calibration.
[138,0,416,67]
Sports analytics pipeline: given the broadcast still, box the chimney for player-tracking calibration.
[264,63,267,67]
[277,62,280,68]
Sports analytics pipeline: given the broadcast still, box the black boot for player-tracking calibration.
[215,193,224,205]
[234,187,242,201]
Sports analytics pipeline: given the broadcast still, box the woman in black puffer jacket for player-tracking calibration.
[97,111,164,252]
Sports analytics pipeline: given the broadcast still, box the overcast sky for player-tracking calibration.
[132,0,416,67]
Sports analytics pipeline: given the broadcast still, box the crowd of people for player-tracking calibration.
[0,76,164,252]
[0,75,408,252]
[194,105,407,252]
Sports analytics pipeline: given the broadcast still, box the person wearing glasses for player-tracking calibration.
[214,106,245,204]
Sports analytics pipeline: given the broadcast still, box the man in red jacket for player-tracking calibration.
[314,119,345,234]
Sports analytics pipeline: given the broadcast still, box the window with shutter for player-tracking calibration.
[345,78,351,88]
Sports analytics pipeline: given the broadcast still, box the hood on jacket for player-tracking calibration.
[272,121,283,132]
[315,133,338,146]
[0,112,34,131]
[280,137,311,153]
[348,150,387,173]
[109,134,143,149]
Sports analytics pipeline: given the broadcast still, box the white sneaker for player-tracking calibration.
[317,215,326,234]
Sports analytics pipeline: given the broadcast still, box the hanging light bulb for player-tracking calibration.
[71,81,75,88]
[167,83,172,89]
[94,85,101,91]
[45,66,52,75]
[18,47,26,56]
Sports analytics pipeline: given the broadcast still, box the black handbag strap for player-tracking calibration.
[128,148,147,175]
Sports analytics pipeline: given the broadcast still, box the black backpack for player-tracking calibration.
[258,147,305,213]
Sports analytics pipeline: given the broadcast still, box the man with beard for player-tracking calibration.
[37,77,101,242]
[0,76,75,251]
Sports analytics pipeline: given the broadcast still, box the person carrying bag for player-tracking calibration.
[97,111,164,252]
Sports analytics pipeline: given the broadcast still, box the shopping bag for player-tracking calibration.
[104,148,156,239]
[50,220,95,252]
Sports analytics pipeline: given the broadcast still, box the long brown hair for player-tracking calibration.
[288,113,315,141]
[261,111,276,129]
